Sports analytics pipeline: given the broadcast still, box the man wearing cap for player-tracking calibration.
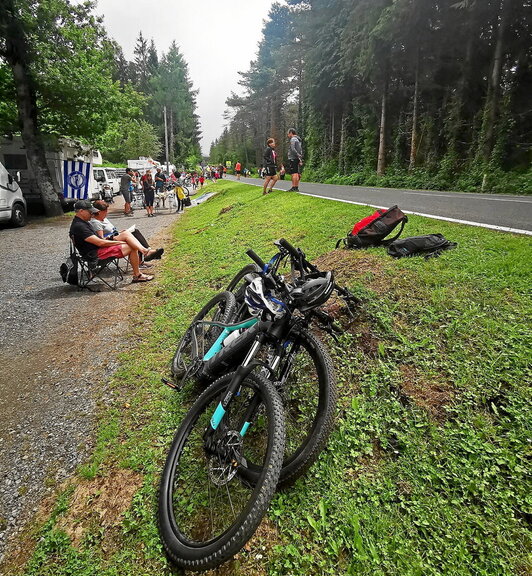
[69,200,153,283]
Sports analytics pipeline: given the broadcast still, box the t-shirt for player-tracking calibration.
[90,217,116,237]
[120,173,133,193]
[155,172,166,189]
[288,136,303,161]
[70,216,98,258]
[235,162,241,171]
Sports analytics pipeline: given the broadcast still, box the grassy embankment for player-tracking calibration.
[14,180,531,576]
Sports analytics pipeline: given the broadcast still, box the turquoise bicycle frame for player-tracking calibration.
[203,317,258,361]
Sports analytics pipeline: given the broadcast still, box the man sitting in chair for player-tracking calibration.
[69,200,154,283]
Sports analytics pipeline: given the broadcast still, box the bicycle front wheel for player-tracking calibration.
[241,329,337,489]
[158,373,285,572]
[171,291,237,383]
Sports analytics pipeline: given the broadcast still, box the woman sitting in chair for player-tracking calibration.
[90,200,163,263]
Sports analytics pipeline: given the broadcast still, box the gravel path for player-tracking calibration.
[0,197,180,566]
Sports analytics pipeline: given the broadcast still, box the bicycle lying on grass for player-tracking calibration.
[158,239,358,571]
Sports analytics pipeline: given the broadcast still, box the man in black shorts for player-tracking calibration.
[286,128,303,192]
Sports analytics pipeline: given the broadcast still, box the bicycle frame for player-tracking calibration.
[202,317,259,361]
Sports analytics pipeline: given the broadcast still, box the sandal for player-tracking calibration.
[132,273,154,283]
[144,247,164,262]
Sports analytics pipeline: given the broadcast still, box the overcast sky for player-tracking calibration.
[91,0,279,155]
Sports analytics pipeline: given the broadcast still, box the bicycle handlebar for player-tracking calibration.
[246,249,267,271]
[277,238,300,259]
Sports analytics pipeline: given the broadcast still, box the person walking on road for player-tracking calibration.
[286,128,303,192]
[235,161,242,180]
[262,138,278,195]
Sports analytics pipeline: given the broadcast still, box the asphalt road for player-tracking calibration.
[227,176,532,235]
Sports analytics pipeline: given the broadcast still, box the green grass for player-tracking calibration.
[16,180,532,576]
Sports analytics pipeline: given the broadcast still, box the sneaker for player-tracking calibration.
[293,187,299,192]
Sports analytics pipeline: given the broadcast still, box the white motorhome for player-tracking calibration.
[0,161,27,227]
[0,135,98,213]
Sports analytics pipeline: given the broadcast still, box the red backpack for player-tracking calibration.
[336,205,408,249]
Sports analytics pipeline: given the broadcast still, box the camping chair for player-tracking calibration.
[69,236,124,292]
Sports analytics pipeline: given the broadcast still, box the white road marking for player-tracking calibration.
[403,191,532,203]
[297,192,532,236]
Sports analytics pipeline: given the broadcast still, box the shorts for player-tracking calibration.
[235,170,241,175]
[286,159,302,175]
[97,244,124,260]
[121,189,132,203]
[264,166,277,177]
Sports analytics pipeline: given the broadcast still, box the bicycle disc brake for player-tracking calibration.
[208,430,244,486]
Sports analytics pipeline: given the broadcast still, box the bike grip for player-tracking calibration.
[278,238,299,257]
[246,249,266,270]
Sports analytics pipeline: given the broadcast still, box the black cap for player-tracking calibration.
[74,200,98,213]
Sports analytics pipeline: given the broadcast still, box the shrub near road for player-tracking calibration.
[17,181,531,576]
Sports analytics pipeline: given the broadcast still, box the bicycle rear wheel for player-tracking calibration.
[158,372,285,571]
[171,291,237,383]
[226,263,260,320]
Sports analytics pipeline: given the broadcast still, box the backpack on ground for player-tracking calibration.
[387,234,457,259]
[335,205,408,249]
[59,253,79,285]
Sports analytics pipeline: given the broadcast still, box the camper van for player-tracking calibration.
[0,161,27,227]
[0,135,98,213]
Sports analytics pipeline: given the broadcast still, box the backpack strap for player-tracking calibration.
[380,216,408,246]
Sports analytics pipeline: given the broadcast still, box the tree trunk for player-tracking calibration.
[481,0,511,162]
[330,106,335,160]
[409,49,420,171]
[0,1,62,216]
[338,107,347,174]
[377,72,389,176]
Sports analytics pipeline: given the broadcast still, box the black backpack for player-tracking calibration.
[387,234,457,259]
[59,253,79,285]
[336,205,408,249]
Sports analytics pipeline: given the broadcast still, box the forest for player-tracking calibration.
[0,0,201,214]
[210,0,532,194]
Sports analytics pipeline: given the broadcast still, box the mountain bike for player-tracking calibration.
[159,241,356,570]
[167,239,356,486]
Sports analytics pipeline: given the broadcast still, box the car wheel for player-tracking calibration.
[10,203,27,227]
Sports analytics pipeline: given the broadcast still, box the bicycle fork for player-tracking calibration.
[208,338,263,438]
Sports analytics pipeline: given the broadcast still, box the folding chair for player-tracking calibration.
[69,236,124,292]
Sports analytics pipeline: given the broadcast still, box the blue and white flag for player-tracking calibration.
[63,160,91,199]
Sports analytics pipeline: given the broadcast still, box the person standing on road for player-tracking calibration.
[235,161,242,180]
[286,128,303,192]
[262,138,279,195]
[142,172,156,217]
[120,167,136,216]
[155,167,166,196]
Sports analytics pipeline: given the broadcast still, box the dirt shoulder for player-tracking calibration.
[0,198,177,568]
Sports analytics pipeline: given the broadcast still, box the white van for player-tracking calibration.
[92,167,120,199]
[0,162,27,227]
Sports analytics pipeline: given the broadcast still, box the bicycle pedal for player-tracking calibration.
[161,377,183,391]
